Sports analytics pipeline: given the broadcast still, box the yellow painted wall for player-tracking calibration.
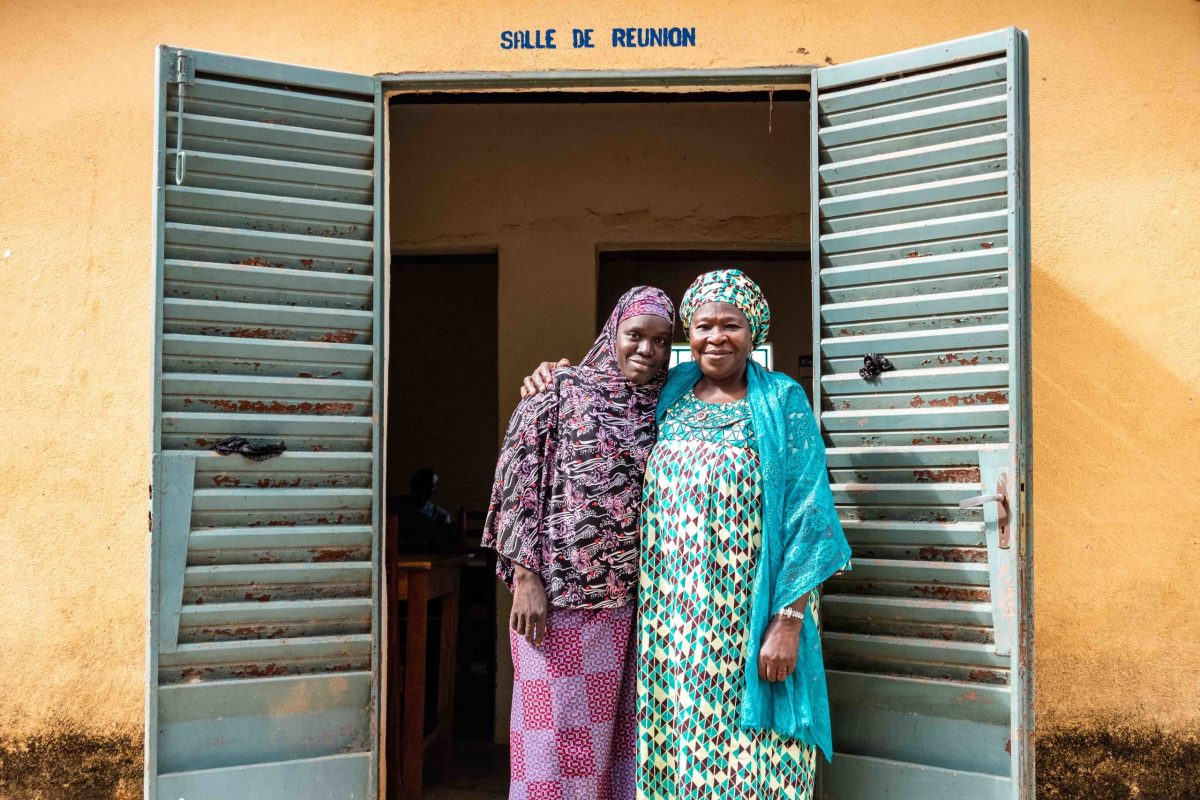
[1,0,1197,777]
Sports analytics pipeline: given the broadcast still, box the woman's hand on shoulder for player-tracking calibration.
[520,358,571,399]
[511,564,550,646]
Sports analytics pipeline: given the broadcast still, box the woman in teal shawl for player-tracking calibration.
[521,270,850,799]
[636,269,850,800]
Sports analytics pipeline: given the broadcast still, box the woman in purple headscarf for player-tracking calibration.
[482,286,675,800]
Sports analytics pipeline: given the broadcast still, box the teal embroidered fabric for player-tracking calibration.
[658,390,755,447]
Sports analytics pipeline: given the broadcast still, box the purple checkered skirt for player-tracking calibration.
[508,604,637,800]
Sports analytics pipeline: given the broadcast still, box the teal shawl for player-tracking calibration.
[656,360,852,761]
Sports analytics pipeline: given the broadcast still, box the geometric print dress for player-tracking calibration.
[636,389,816,800]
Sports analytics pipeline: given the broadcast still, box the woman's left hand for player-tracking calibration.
[758,615,803,682]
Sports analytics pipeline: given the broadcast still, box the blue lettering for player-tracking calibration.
[682,27,696,47]
[500,31,513,50]
[612,27,626,46]
[668,28,681,47]
[648,28,663,47]
[573,28,595,48]
[545,28,556,49]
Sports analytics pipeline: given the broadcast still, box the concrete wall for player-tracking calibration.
[1,0,1197,795]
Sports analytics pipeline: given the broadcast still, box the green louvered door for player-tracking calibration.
[811,29,1032,799]
[146,47,383,799]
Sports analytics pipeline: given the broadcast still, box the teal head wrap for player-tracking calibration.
[679,268,772,346]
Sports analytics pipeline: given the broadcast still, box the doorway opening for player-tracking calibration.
[384,87,812,798]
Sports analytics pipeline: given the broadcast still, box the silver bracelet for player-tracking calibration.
[775,606,805,621]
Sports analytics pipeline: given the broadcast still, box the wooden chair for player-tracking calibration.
[387,511,467,800]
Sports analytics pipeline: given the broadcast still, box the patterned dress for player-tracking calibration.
[637,389,816,800]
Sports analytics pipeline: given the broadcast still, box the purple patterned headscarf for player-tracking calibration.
[482,287,674,608]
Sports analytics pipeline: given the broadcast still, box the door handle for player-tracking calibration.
[959,472,1011,548]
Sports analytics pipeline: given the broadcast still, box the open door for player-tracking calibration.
[146,47,384,799]
[811,29,1032,799]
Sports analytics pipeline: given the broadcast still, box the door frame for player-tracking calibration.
[376,68,817,793]
[375,61,1033,797]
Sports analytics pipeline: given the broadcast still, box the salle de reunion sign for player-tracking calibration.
[500,27,698,50]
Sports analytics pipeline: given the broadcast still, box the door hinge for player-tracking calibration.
[170,51,195,85]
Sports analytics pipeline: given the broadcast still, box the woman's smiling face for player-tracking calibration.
[688,301,753,382]
[614,314,673,384]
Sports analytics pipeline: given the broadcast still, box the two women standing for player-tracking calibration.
[483,271,851,800]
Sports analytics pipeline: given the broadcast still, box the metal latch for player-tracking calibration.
[170,51,194,185]
[959,472,1011,548]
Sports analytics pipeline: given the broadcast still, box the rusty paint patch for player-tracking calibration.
[299,258,314,267]
[937,352,983,366]
[980,241,994,249]
[226,327,277,339]
[234,256,283,268]
[203,398,354,415]
[198,625,265,637]
[918,546,987,563]
[230,663,289,678]
[310,547,355,562]
[244,592,272,602]
[915,585,990,602]
[316,330,357,344]
[913,467,981,483]
[256,477,303,488]
[211,475,241,487]
[927,391,1007,407]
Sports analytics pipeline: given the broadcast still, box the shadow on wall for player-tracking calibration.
[1030,268,1200,728]
[1031,266,1200,799]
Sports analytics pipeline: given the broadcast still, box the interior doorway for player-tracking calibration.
[384,88,812,798]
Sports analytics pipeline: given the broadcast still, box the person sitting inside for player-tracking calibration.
[391,467,458,554]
